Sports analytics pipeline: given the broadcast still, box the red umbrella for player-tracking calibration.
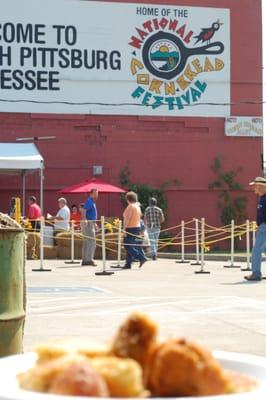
[59,178,126,194]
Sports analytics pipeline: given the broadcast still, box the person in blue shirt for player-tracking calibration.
[245,177,266,281]
[81,189,98,266]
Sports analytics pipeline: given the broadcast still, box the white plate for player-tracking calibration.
[0,351,266,400]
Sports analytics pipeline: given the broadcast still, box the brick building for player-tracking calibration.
[0,0,262,228]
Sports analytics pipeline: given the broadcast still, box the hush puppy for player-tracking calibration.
[146,338,233,397]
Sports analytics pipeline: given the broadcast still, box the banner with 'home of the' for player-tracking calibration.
[0,0,230,116]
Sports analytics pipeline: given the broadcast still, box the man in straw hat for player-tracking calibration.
[244,177,266,281]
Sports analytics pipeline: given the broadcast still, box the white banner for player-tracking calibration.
[0,0,230,116]
[225,117,263,137]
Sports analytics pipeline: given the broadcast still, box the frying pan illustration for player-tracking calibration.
[142,31,224,80]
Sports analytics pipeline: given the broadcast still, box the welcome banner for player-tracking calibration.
[0,0,230,116]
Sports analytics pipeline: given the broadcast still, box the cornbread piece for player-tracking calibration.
[146,338,234,397]
[35,338,111,362]
[91,356,147,397]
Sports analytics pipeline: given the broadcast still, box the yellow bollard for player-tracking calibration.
[15,197,21,223]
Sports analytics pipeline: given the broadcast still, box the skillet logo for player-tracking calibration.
[129,17,225,111]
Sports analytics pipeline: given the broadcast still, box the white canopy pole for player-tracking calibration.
[40,162,44,215]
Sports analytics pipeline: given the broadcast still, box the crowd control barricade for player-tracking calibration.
[191,218,201,266]
[65,221,79,265]
[111,219,123,268]
[32,217,51,272]
[95,216,114,276]
[224,220,241,268]
[195,218,210,274]
[176,220,189,264]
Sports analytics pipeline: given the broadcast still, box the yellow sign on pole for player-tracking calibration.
[14,197,21,223]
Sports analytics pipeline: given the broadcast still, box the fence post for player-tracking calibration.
[65,221,79,265]
[195,218,210,274]
[95,216,114,276]
[176,220,190,263]
[32,217,51,272]
[191,218,201,266]
[224,220,241,268]
[111,219,123,268]
[241,219,252,272]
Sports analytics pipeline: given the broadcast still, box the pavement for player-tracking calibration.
[24,257,266,357]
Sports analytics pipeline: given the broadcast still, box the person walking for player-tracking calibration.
[82,189,98,266]
[144,197,165,260]
[122,191,147,269]
[27,195,42,231]
[244,177,266,281]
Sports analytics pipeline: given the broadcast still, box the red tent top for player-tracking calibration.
[59,178,126,194]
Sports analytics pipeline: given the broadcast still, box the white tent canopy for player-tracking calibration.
[0,143,44,214]
[0,143,43,173]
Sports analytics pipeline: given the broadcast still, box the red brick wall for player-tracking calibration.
[0,0,262,229]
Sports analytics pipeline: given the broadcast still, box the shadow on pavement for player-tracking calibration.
[221,281,263,285]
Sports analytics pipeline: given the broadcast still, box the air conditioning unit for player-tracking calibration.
[93,165,103,175]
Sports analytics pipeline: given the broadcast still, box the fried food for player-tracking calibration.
[111,312,158,370]
[146,338,234,397]
[18,354,89,392]
[18,353,145,398]
[90,356,147,397]
[48,361,109,396]
[17,313,258,398]
[35,338,111,362]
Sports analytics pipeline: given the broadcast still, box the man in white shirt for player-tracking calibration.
[54,197,70,231]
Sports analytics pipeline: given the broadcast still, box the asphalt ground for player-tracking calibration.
[24,258,266,357]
